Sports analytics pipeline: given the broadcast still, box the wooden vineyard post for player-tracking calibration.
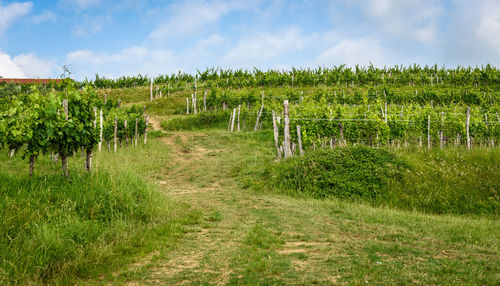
[440,112,444,149]
[135,118,138,147]
[254,104,264,131]
[61,99,69,177]
[384,102,388,124]
[237,105,241,131]
[86,108,97,172]
[427,115,431,149]
[203,90,207,112]
[466,107,470,149]
[193,93,197,114]
[297,125,304,156]
[114,116,118,152]
[186,98,190,114]
[144,115,149,145]
[231,108,236,132]
[124,119,129,149]
[283,100,291,158]
[150,79,153,102]
[99,109,103,152]
[272,110,280,158]
[228,109,233,131]
[339,123,345,146]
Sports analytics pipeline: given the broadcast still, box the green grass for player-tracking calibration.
[264,146,500,216]
[161,110,232,131]
[4,87,499,284]
[115,129,499,285]
[0,142,198,285]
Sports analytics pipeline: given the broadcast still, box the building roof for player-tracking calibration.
[0,78,62,84]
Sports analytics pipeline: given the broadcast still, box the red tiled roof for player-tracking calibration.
[0,78,62,84]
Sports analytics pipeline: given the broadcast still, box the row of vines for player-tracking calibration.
[180,86,500,151]
[5,65,496,90]
[84,64,500,89]
[0,85,148,177]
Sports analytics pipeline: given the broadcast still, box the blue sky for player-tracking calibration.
[0,0,499,80]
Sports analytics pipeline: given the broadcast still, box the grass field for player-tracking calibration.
[1,87,499,285]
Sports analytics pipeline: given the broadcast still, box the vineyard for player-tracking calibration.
[0,83,148,177]
[1,65,499,285]
[161,84,500,156]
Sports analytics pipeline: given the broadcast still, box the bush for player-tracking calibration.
[266,146,408,200]
[265,146,500,216]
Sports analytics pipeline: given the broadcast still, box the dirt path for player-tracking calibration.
[122,117,336,285]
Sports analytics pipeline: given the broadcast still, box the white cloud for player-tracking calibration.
[65,46,178,78]
[31,10,57,24]
[316,38,389,67]
[348,0,442,43]
[73,14,110,37]
[0,50,57,78]
[149,0,249,40]
[476,0,500,58]
[197,34,224,47]
[223,27,307,63]
[13,53,58,78]
[0,50,25,77]
[0,1,33,36]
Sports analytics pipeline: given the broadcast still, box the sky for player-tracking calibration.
[0,0,500,80]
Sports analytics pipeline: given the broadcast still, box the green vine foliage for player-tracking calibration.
[102,105,146,142]
[0,85,107,175]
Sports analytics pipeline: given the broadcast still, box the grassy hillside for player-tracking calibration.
[0,140,199,284]
[2,85,498,284]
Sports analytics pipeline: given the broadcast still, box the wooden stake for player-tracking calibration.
[150,79,153,102]
[228,109,234,131]
[124,119,129,148]
[384,102,388,124]
[62,99,69,176]
[231,108,236,132]
[193,93,197,114]
[98,109,103,152]
[272,110,280,157]
[114,116,118,152]
[254,104,264,131]
[427,115,431,149]
[186,98,190,114]
[466,107,470,149]
[135,118,138,147]
[144,115,149,145]
[237,105,241,131]
[440,112,444,149]
[297,125,304,156]
[283,100,291,158]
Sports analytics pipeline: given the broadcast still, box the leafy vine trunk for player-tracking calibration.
[29,155,35,177]
[61,155,69,177]
[85,149,93,172]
